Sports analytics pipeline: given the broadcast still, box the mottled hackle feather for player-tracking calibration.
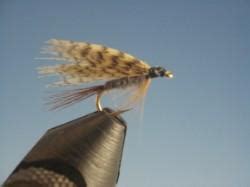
[38,39,151,87]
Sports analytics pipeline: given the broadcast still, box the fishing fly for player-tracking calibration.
[38,39,173,111]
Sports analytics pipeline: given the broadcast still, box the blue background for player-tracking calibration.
[1,0,250,186]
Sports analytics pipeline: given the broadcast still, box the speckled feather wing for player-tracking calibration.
[38,39,151,86]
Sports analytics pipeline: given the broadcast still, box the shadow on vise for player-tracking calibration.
[3,108,127,187]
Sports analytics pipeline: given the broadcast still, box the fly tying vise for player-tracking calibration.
[38,39,173,111]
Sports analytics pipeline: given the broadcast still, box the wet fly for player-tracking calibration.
[38,39,173,111]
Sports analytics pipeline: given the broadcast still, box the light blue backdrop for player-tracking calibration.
[1,0,250,186]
